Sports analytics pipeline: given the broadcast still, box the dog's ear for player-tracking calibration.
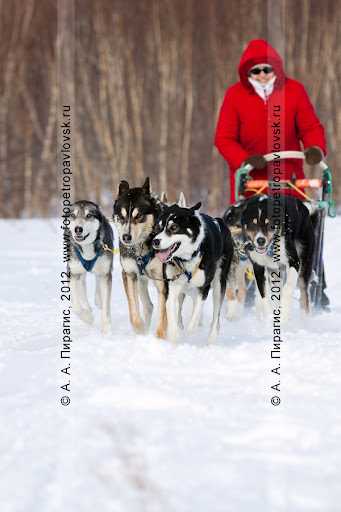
[177,192,187,208]
[223,206,235,225]
[94,208,103,222]
[160,191,168,203]
[190,202,201,212]
[142,177,150,195]
[118,180,129,196]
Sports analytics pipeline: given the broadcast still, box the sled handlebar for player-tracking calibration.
[234,151,336,217]
[240,151,329,173]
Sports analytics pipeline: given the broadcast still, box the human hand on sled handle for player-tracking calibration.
[244,154,267,169]
[304,146,324,165]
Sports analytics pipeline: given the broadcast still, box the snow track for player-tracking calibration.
[1,219,340,512]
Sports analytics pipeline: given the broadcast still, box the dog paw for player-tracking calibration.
[167,328,179,343]
[188,313,202,333]
[143,317,153,333]
[187,322,198,334]
[208,327,219,344]
[177,313,185,330]
[280,293,292,324]
[177,320,184,330]
[280,303,290,324]
[132,321,146,335]
[226,300,241,320]
[156,327,167,339]
[255,297,269,319]
[101,321,112,335]
[78,309,94,324]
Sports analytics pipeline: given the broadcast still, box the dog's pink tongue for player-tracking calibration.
[156,246,173,263]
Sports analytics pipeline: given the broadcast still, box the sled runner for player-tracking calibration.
[234,151,336,310]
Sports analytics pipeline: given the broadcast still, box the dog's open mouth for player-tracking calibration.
[255,244,268,254]
[74,233,90,243]
[121,239,132,247]
[155,242,180,263]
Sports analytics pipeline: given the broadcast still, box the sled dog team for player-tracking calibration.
[68,178,315,342]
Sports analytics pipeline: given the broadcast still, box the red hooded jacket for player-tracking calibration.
[214,39,326,203]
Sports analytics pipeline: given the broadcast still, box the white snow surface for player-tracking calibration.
[1,217,341,512]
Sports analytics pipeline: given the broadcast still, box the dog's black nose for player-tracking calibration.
[122,233,132,243]
[152,238,160,248]
[75,226,83,234]
[257,236,266,246]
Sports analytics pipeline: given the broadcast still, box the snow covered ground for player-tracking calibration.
[1,217,340,512]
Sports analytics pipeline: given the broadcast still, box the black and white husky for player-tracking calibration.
[68,200,113,334]
[152,203,234,343]
[113,178,168,338]
[241,195,314,320]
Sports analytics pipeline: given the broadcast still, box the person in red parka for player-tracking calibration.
[215,39,326,204]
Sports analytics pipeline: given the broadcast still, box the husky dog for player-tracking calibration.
[241,195,314,320]
[223,199,260,319]
[113,178,168,338]
[68,200,113,334]
[152,203,234,343]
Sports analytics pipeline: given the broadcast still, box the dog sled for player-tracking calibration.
[234,151,336,310]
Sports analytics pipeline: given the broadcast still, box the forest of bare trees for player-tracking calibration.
[1,0,341,218]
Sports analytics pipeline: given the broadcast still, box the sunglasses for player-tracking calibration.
[249,66,273,75]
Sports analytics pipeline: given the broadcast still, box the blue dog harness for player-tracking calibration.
[172,257,193,282]
[74,240,110,272]
[136,252,153,275]
[266,239,275,257]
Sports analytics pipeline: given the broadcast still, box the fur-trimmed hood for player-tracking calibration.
[238,39,286,91]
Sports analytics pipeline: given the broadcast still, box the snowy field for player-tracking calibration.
[1,217,341,512]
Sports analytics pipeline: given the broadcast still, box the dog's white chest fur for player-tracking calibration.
[121,257,139,275]
[250,251,276,269]
[250,237,288,269]
[69,258,86,274]
[187,267,205,288]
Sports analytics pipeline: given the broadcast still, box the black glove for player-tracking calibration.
[244,155,267,169]
[304,146,323,165]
